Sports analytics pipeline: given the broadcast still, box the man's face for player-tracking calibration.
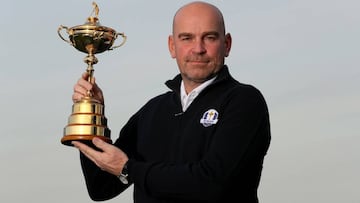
[168,4,231,87]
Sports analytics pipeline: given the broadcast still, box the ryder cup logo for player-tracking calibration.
[200,109,219,127]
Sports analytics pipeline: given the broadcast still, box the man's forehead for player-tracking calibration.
[173,2,225,34]
[173,17,223,36]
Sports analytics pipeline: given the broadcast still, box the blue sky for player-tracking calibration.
[1,0,359,202]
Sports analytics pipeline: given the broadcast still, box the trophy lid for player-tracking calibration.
[69,14,115,34]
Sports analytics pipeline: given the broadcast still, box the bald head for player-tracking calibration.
[172,1,226,34]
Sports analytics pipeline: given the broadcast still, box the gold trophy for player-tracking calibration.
[58,2,126,146]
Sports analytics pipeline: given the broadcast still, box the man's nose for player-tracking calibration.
[191,40,206,54]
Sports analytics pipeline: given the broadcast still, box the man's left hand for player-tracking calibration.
[72,138,129,176]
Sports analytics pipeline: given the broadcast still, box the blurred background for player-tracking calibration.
[1,0,359,202]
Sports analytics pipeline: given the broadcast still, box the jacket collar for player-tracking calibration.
[165,65,232,94]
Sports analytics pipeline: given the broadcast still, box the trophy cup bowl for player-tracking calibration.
[58,18,126,54]
[58,2,126,147]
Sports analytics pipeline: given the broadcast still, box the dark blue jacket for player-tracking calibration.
[80,66,271,202]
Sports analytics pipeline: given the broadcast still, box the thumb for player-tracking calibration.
[82,72,89,80]
[91,77,96,85]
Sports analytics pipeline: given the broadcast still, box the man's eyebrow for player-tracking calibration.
[203,31,220,36]
[177,31,220,38]
[177,32,193,38]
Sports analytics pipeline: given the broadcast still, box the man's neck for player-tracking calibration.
[182,76,217,95]
[182,74,218,94]
[183,81,201,94]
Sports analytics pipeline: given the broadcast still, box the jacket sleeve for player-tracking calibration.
[79,111,140,201]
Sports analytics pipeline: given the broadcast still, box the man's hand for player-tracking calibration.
[72,138,129,176]
[72,72,104,104]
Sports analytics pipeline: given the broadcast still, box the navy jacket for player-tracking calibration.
[80,66,271,202]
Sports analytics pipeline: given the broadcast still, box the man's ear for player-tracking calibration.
[168,35,176,58]
[224,33,232,57]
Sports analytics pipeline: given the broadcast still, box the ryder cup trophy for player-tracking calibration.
[58,2,126,146]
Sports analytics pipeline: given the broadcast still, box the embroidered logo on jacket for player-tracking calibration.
[200,109,219,127]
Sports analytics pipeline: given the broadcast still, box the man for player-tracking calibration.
[72,1,271,202]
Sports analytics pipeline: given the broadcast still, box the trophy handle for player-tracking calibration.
[57,25,72,45]
[109,32,127,50]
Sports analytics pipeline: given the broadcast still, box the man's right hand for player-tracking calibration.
[72,72,104,104]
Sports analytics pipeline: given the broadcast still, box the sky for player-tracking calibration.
[1,0,359,202]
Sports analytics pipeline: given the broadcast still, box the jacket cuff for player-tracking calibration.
[127,159,154,194]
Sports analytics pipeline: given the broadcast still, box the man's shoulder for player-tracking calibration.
[218,78,264,98]
[143,91,176,107]
[221,80,268,107]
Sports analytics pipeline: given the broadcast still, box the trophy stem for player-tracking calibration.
[84,52,98,97]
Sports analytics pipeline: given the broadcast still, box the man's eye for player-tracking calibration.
[180,36,191,41]
[205,35,217,41]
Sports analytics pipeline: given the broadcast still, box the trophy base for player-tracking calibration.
[62,96,112,148]
[61,135,112,147]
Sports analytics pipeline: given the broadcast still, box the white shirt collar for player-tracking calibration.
[180,77,217,112]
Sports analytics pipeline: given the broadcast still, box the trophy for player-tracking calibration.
[58,2,126,146]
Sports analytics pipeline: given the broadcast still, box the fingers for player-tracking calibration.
[83,72,96,84]
[72,141,100,164]
[72,73,93,102]
[92,137,108,150]
[76,75,93,92]
[72,72,104,103]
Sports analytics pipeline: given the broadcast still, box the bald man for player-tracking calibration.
[72,2,271,202]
